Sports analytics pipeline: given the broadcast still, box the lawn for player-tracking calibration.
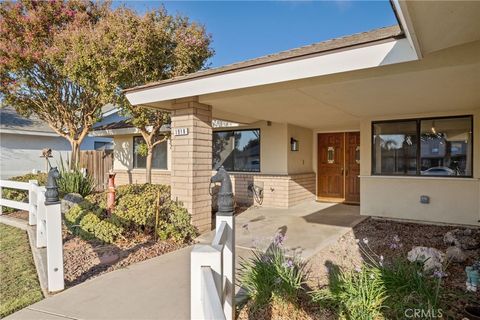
[0,223,43,317]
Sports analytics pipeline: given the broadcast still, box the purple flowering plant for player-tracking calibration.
[238,230,308,306]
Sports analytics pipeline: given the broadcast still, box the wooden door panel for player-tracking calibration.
[317,133,344,199]
[345,132,360,203]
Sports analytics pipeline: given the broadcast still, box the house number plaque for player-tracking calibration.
[173,128,189,136]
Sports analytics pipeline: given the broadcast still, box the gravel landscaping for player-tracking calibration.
[62,228,187,287]
[238,217,480,319]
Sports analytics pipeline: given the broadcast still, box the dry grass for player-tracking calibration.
[0,223,43,317]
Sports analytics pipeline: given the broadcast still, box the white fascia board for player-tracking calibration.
[392,0,422,58]
[89,127,140,137]
[102,107,120,117]
[126,38,418,106]
[0,128,59,137]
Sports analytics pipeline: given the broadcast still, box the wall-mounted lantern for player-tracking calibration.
[290,137,299,151]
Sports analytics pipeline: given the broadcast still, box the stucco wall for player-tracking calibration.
[0,133,71,179]
[287,124,314,174]
[0,133,110,179]
[359,108,480,226]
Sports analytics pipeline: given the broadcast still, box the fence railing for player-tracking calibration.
[0,180,38,224]
[191,214,235,320]
[0,179,64,292]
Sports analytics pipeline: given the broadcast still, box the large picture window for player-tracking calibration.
[133,136,168,169]
[372,116,473,177]
[213,129,260,172]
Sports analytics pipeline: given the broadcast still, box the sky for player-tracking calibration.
[113,1,398,68]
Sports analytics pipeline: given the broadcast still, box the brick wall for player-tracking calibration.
[288,173,317,206]
[229,172,316,208]
[170,100,213,233]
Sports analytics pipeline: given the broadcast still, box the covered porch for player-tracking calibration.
[123,2,480,231]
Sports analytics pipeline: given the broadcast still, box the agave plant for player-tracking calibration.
[56,156,96,197]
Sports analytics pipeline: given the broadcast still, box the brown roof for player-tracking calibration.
[94,119,133,131]
[125,25,403,93]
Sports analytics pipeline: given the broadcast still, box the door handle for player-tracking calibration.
[341,168,344,175]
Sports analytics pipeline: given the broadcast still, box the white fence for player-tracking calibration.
[0,179,64,292]
[191,215,235,320]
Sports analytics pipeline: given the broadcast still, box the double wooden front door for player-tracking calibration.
[317,132,360,203]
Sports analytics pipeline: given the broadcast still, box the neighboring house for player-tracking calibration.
[0,106,115,179]
[99,3,479,232]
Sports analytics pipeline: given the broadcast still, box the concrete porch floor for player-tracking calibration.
[198,201,366,259]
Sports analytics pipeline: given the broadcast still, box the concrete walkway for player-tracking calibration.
[200,201,365,259]
[7,246,253,320]
[7,201,365,320]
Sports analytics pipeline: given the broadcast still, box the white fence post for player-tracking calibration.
[36,187,47,248]
[191,245,222,320]
[45,202,64,292]
[28,180,38,225]
[216,215,235,320]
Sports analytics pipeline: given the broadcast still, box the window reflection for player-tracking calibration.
[420,117,472,176]
[213,129,260,172]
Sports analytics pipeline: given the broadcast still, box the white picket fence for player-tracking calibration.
[0,179,64,292]
[191,215,235,320]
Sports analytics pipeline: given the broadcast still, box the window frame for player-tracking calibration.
[212,128,261,173]
[371,115,474,178]
[132,135,168,170]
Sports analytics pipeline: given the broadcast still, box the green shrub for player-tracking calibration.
[115,184,170,229]
[238,235,308,307]
[65,202,123,244]
[57,164,95,197]
[1,173,47,213]
[64,183,196,244]
[312,265,387,320]
[156,201,197,243]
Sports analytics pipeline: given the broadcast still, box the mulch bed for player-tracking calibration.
[62,228,187,287]
[3,209,188,289]
[3,210,29,221]
[239,218,480,319]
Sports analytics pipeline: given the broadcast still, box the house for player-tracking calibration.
[0,106,117,179]
[99,2,480,232]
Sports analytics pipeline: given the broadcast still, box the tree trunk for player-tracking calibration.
[70,140,80,169]
[146,148,153,184]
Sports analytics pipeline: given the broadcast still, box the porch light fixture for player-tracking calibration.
[290,137,299,151]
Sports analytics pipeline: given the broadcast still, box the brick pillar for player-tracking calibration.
[170,98,212,233]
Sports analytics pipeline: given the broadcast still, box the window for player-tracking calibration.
[372,120,418,175]
[133,136,168,169]
[94,141,113,151]
[213,129,260,172]
[372,116,473,177]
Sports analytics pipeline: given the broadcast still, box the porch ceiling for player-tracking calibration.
[197,40,480,130]
[401,1,480,55]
